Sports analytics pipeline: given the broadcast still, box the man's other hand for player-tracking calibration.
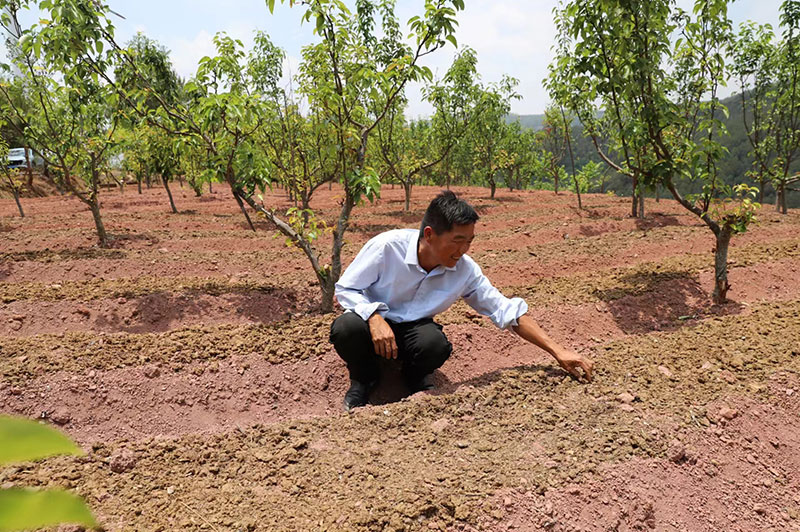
[368,313,397,359]
[554,349,594,382]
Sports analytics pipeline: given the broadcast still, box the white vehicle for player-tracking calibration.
[7,147,40,169]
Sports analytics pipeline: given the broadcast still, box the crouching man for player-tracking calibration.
[330,190,593,411]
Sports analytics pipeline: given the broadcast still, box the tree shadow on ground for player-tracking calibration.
[108,232,160,248]
[349,223,409,235]
[383,209,426,220]
[1,247,126,262]
[633,213,683,231]
[92,288,298,334]
[594,269,745,335]
[485,194,525,203]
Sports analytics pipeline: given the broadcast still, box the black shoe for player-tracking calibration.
[343,379,373,411]
[408,373,435,393]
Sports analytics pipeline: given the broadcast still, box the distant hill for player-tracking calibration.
[507,94,798,207]
[505,113,544,130]
[505,113,585,130]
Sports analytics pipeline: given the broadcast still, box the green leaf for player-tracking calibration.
[267,0,276,13]
[446,34,457,48]
[0,488,97,531]
[0,416,83,465]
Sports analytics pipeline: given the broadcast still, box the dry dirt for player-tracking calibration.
[1,184,799,532]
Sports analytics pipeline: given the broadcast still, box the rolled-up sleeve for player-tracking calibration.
[462,261,528,330]
[334,238,389,321]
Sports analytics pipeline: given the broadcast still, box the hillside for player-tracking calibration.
[508,94,800,208]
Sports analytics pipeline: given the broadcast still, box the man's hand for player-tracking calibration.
[368,313,397,359]
[553,349,594,382]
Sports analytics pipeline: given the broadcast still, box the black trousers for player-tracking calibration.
[329,312,452,384]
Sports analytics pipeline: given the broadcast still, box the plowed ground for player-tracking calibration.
[1,184,799,532]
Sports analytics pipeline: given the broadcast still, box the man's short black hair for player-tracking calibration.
[419,190,479,237]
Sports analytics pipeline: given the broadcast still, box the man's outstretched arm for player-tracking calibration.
[513,314,594,382]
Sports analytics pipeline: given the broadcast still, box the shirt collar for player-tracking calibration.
[405,231,458,272]
[404,231,420,266]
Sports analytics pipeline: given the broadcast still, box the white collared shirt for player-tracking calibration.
[335,229,528,330]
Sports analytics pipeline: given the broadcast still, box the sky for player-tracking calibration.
[33,1,791,118]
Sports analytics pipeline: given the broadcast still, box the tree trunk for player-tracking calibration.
[778,183,788,214]
[89,198,109,248]
[12,187,24,217]
[208,179,213,193]
[145,173,151,189]
[319,276,336,314]
[655,184,660,203]
[163,178,178,213]
[553,168,559,194]
[638,191,645,219]
[233,190,256,231]
[631,176,639,218]
[712,226,733,304]
[25,147,33,188]
[137,175,142,194]
[489,179,496,199]
[403,181,412,212]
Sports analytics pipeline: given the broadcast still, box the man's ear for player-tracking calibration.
[423,226,433,241]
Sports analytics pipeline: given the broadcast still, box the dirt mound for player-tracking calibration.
[3,301,799,531]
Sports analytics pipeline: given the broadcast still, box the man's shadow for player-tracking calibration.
[367,359,565,406]
[368,358,454,405]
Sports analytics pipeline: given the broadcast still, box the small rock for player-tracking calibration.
[49,408,71,426]
[56,526,86,532]
[143,366,161,379]
[720,371,737,384]
[657,365,674,379]
[9,321,22,331]
[166,485,175,495]
[109,449,137,473]
[719,407,739,420]
[668,440,686,463]
[455,441,469,449]
[701,362,714,371]
[617,392,635,404]
[74,306,91,317]
[753,503,766,515]
[619,404,635,413]
[430,418,450,434]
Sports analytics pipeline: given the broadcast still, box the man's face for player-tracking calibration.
[425,223,476,268]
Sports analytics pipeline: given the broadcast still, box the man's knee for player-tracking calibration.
[329,312,370,347]
[416,323,452,364]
